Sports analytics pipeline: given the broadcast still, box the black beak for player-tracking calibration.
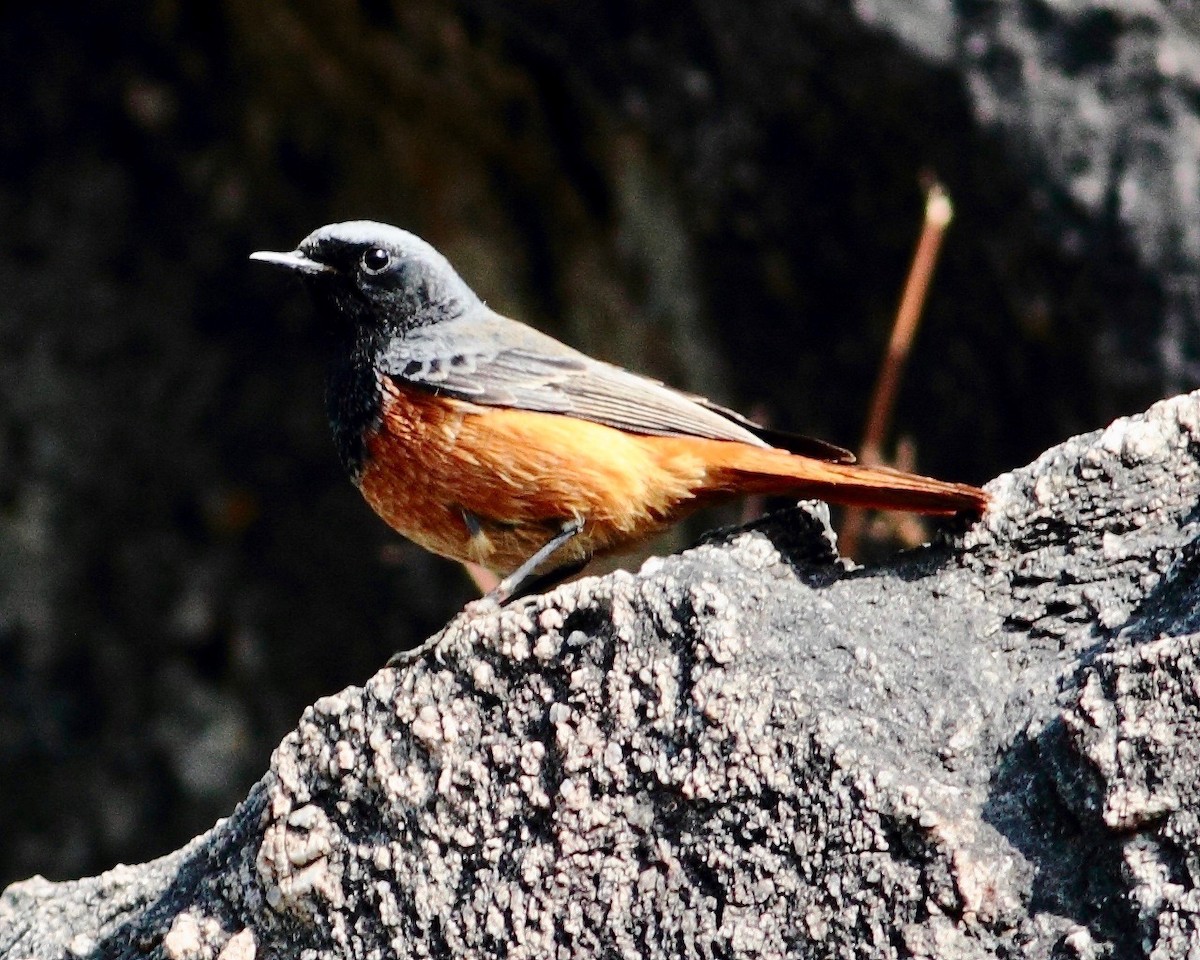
[249,249,336,276]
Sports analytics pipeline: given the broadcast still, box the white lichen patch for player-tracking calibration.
[257,802,345,918]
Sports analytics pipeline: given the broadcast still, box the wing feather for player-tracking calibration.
[379,312,853,462]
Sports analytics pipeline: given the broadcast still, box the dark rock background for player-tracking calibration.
[0,0,1193,887]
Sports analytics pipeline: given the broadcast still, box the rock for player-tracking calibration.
[4,391,1199,958]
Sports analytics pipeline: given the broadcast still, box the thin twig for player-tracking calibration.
[840,182,953,558]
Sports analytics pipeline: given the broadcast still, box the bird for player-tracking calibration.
[251,221,988,602]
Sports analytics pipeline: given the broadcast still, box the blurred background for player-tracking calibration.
[1,0,1195,886]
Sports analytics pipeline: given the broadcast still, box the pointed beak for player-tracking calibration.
[249,249,336,276]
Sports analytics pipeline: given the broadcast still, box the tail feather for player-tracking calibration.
[710,445,988,516]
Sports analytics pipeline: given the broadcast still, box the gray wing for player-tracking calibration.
[381,311,854,461]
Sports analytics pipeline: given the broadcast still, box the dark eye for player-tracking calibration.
[360,247,392,275]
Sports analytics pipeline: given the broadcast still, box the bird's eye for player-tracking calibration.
[360,248,392,275]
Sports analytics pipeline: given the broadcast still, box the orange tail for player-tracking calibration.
[708,444,988,516]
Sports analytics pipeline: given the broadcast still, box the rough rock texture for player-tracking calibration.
[4,390,1199,958]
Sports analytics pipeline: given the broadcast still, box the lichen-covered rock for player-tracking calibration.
[4,390,1200,958]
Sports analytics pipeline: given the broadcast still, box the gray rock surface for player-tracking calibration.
[4,391,1199,958]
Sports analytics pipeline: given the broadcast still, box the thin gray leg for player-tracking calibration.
[489,517,585,604]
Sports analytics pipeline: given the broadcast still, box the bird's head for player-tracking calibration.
[251,221,481,336]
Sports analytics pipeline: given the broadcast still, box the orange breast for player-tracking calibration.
[357,377,716,575]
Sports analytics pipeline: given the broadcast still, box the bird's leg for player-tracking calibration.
[499,557,590,605]
[391,518,586,667]
[489,517,585,605]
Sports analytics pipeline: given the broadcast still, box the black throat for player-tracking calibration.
[325,330,382,482]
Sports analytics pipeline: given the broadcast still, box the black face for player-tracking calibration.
[251,220,481,338]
